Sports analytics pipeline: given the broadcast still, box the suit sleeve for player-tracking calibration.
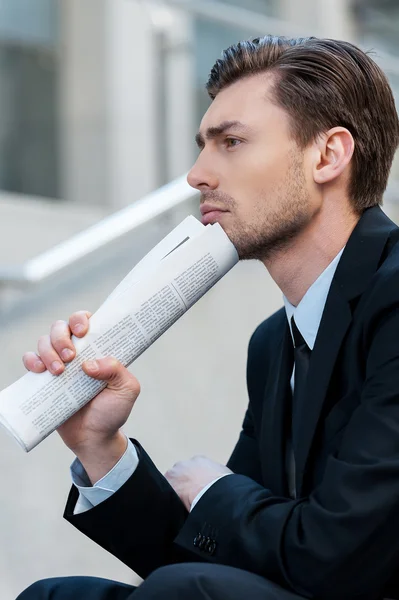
[227,404,262,483]
[63,326,266,577]
[64,441,193,579]
[227,326,266,484]
[174,307,399,600]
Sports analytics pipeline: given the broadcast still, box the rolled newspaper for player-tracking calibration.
[0,217,238,451]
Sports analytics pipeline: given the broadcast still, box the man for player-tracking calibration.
[18,36,399,599]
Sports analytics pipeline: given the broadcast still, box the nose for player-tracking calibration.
[187,155,219,191]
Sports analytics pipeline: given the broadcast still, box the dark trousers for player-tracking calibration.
[17,563,306,600]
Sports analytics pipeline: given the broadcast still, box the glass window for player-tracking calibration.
[213,0,277,17]
[0,0,57,45]
[193,0,278,125]
[350,0,399,186]
[351,0,399,56]
[0,0,59,199]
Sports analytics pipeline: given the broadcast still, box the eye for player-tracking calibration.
[225,137,242,149]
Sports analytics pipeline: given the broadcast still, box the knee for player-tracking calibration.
[17,578,60,599]
[142,563,211,596]
[16,576,102,600]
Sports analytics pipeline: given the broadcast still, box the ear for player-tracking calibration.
[313,127,355,185]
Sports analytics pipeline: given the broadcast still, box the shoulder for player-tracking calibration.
[248,307,287,353]
[350,238,399,349]
[362,241,399,316]
[245,308,287,404]
[377,240,399,288]
[247,307,287,377]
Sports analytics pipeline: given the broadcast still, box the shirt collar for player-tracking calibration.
[284,248,344,350]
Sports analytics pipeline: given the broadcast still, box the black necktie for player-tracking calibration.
[291,316,311,453]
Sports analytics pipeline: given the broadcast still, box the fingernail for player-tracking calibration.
[85,360,99,373]
[74,324,84,335]
[61,348,74,361]
[51,361,63,373]
[34,360,44,370]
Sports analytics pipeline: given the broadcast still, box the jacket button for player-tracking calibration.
[193,533,202,548]
[198,536,207,550]
[203,537,211,552]
[207,540,216,555]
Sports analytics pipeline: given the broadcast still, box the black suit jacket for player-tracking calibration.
[65,206,399,600]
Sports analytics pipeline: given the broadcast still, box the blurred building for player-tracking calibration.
[1,0,399,211]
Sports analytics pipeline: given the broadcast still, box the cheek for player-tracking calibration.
[235,148,285,190]
[218,147,293,214]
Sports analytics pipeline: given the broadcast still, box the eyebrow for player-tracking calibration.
[195,120,252,148]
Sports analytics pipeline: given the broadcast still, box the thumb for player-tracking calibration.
[82,357,141,395]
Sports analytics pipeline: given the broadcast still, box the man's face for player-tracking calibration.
[188,74,317,261]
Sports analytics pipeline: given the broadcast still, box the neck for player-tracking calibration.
[263,202,360,306]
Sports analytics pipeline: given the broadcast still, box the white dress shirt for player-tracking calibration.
[284,248,344,351]
[71,248,344,514]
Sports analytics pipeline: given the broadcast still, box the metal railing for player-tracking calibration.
[0,176,196,285]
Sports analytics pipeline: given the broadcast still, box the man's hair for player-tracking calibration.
[206,36,399,211]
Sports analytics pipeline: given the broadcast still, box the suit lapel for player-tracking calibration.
[261,319,293,497]
[295,206,398,496]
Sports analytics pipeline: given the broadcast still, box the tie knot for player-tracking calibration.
[291,316,308,349]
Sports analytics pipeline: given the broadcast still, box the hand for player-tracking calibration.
[164,456,232,511]
[23,311,141,483]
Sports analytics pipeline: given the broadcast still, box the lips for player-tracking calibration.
[200,204,229,226]
[200,204,228,216]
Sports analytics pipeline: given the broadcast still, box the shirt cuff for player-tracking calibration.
[190,473,232,512]
[70,437,139,515]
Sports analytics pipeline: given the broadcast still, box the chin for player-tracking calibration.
[216,220,232,237]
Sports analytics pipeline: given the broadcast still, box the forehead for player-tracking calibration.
[200,73,290,134]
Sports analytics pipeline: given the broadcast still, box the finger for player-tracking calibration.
[164,470,172,483]
[37,335,65,375]
[82,357,141,395]
[69,310,92,338]
[50,320,75,363]
[164,469,178,486]
[23,351,46,373]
